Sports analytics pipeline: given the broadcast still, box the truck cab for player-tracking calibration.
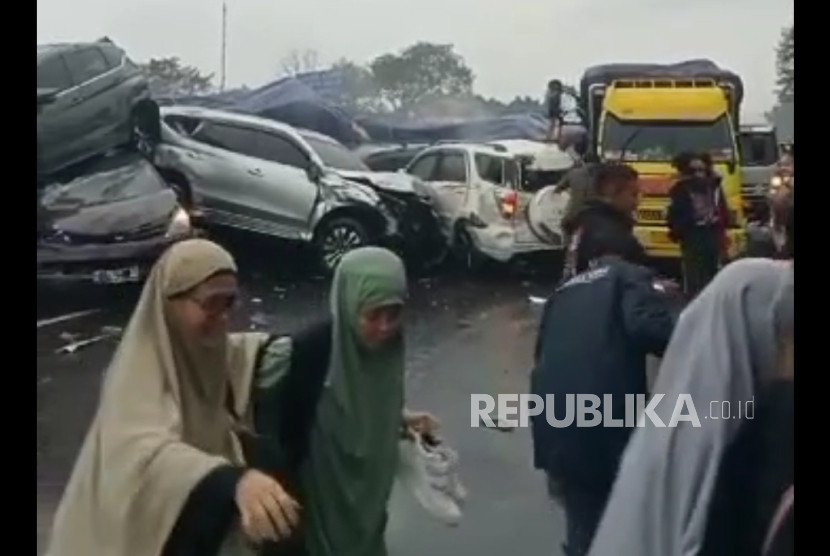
[739,124,780,223]
[579,62,747,259]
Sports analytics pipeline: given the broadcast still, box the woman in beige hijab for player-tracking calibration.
[46,239,301,556]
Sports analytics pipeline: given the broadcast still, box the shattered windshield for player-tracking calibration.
[601,114,736,162]
[302,134,370,172]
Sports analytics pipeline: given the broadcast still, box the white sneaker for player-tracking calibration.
[398,432,465,526]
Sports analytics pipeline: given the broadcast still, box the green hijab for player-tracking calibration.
[300,247,407,556]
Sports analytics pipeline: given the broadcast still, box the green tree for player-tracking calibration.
[775,24,794,102]
[369,42,475,111]
[330,59,386,114]
[139,57,214,97]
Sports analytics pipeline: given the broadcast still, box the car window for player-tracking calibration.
[408,154,439,181]
[434,152,468,182]
[99,45,124,68]
[191,122,260,158]
[252,133,310,169]
[475,154,505,185]
[164,115,202,136]
[37,55,73,90]
[64,47,110,84]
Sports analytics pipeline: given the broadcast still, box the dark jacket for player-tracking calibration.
[666,176,728,243]
[531,256,676,492]
[562,199,648,279]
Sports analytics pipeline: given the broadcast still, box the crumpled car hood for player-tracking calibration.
[319,173,381,206]
[335,169,418,195]
[38,155,177,240]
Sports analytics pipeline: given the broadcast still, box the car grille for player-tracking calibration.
[41,221,168,245]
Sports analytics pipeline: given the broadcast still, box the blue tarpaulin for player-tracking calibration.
[356,113,552,143]
[162,77,585,146]
[162,77,364,145]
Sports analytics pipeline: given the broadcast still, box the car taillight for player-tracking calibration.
[498,190,518,219]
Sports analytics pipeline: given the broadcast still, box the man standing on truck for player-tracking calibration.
[545,79,564,143]
[667,152,728,297]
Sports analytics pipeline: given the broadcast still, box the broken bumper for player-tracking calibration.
[36,231,193,285]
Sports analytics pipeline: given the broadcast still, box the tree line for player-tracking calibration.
[140,41,545,119]
[141,28,794,120]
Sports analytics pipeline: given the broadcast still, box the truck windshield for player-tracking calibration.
[739,132,779,167]
[601,114,735,162]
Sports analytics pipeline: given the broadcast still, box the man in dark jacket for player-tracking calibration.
[531,255,676,556]
[560,162,648,281]
[666,152,728,296]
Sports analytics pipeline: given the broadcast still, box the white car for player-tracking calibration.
[402,141,573,267]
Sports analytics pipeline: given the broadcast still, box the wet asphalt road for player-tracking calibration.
[37,235,568,555]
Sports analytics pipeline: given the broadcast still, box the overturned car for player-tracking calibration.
[154,106,445,272]
[37,151,193,285]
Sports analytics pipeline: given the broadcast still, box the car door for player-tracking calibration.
[61,47,118,162]
[183,121,274,230]
[37,53,78,173]
[246,131,319,238]
[407,150,469,231]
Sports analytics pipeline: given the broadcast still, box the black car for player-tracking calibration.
[361,144,428,172]
[37,151,194,285]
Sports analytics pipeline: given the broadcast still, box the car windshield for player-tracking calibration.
[303,134,370,171]
[739,132,779,167]
[601,115,736,162]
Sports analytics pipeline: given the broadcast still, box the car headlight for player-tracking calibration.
[770,176,783,190]
[166,207,192,238]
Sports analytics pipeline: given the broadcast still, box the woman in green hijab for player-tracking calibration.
[250,246,437,556]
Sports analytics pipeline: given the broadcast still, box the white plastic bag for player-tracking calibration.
[396,430,466,526]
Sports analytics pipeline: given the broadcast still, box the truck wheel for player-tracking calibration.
[314,216,370,273]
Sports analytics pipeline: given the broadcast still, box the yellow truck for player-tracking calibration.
[578,61,747,259]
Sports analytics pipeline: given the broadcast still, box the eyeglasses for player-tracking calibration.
[189,290,238,315]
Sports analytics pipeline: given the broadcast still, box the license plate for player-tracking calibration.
[92,266,140,285]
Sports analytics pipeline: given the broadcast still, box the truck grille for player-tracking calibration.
[637,208,665,222]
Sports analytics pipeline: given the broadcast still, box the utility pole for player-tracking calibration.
[220,0,227,91]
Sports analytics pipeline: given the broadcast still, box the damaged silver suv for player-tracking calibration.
[154,106,397,272]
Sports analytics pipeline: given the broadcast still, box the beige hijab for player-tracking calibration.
[46,239,268,556]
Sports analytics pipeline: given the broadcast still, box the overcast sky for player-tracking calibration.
[37,0,792,119]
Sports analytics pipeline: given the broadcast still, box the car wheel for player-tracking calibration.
[315,217,370,273]
[453,226,486,272]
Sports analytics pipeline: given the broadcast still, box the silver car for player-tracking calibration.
[37,39,159,180]
[154,106,397,272]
